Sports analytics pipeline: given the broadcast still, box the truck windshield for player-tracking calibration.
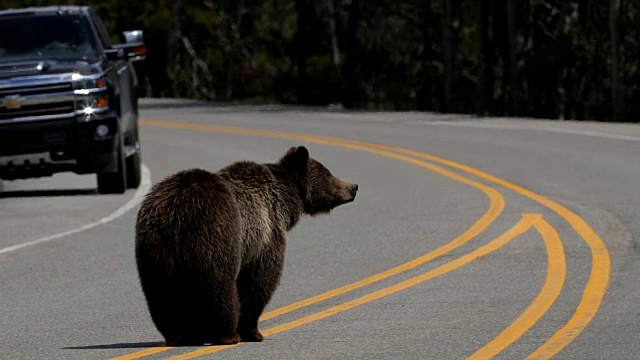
[0,14,99,63]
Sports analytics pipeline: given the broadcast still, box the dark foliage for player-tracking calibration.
[3,0,638,121]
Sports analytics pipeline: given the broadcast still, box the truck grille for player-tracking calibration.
[0,81,75,121]
[0,82,73,97]
[0,101,75,120]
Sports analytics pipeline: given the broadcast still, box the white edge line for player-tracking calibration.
[427,121,640,142]
[0,164,152,255]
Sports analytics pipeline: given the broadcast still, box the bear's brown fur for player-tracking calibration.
[135,146,358,346]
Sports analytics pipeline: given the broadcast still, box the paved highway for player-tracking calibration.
[1,99,639,360]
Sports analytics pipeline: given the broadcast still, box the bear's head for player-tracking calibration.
[279,146,358,215]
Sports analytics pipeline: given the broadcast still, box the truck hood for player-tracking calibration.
[0,60,102,80]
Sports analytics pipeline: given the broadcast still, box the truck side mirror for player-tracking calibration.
[123,30,144,44]
[120,30,146,62]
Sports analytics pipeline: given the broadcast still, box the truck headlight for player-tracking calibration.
[73,74,109,117]
[72,74,106,90]
[78,95,108,108]
[77,94,109,117]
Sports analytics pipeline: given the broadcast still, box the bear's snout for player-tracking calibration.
[342,182,358,203]
[349,184,359,197]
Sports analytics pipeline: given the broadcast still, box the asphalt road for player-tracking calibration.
[1,99,639,360]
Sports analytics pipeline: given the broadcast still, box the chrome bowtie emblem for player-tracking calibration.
[1,95,25,109]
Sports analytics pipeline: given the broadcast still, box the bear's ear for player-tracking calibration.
[279,146,309,172]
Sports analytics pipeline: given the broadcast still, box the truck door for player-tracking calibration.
[88,9,134,140]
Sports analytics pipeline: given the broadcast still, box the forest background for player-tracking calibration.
[3,0,639,122]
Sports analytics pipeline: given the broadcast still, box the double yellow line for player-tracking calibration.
[111,119,609,359]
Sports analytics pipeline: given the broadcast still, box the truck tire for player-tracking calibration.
[97,135,127,194]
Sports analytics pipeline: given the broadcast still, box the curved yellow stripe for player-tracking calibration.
[339,141,610,359]
[108,347,172,360]
[467,217,566,359]
[165,214,543,359]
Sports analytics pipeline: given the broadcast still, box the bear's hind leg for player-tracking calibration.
[236,269,267,342]
[200,274,242,345]
[137,264,196,346]
[236,243,285,342]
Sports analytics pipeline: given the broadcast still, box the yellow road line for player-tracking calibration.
[165,214,543,360]
[109,119,504,360]
[109,347,173,360]
[348,142,610,359]
[467,216,566,359]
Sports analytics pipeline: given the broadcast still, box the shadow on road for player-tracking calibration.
[0,188,97,198]
[64,341,165,349]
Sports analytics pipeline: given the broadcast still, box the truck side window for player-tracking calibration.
[89,9,113,49]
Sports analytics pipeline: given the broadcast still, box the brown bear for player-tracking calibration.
[135,146,358,346]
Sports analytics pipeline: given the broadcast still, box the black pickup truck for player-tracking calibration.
[0,6,145,194]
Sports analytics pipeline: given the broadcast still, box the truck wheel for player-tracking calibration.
[97,135,127,194]
[126,143,141,189]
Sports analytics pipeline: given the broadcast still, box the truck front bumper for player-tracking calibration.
[0,112,120,180]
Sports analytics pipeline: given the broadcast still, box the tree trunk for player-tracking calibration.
[166,0,182,81]
[236,0,245,34]
[327,0,341,75]
[442,0,462,113]
[506,0,530,117]
[342,0,360,108]
[475,0,492,116]
[609,0,622,122]
[294,0,312,103]
[417,3,438,111]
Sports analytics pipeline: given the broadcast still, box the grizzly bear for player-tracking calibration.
[135,146,358,346]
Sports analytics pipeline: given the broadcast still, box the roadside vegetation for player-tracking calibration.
[3,0,639,122]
